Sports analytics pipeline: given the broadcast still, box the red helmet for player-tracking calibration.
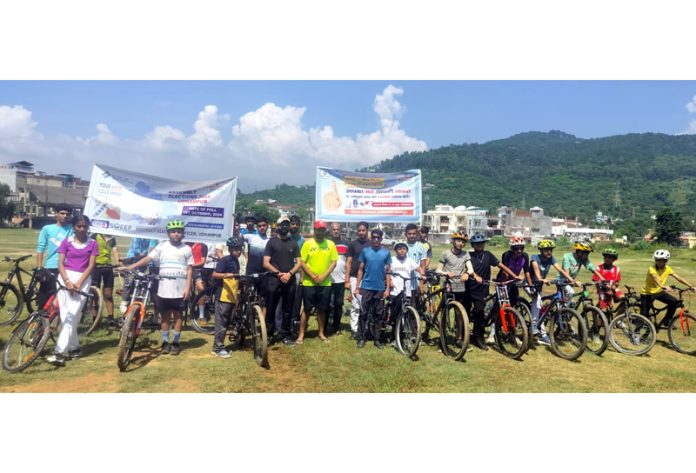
[509,236,525,247]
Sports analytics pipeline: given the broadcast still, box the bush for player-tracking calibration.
[630,240,653,251]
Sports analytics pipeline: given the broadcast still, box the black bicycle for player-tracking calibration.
[223,273,269,367]
[606,285,656,356]
[0,255,43,326]
[382,273,422,358]
[567,282,610,356]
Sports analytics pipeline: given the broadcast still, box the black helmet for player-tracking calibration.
[226,236,245,249]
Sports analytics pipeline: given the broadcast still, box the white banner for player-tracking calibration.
[83,164,237,242]
[315,167,422,223]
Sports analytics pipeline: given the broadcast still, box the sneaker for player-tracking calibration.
[351,331,359,340]
[46,354,66,366]
[591,334,601,345]
[485,334,496,345]
[538,334,551,346]
[282,337,296,346]
[107,317,117,329]
[169,343,181,355]
[161,342,171,354]
[67,349,82,360]
[212,349,231,359]
[119,301,128,315]
[374,340,384,350]
[473,336,489,351]
[357,339,366,348]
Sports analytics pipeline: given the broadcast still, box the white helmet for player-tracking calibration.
[653,249,671,260]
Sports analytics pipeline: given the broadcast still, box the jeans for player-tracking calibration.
[213,301,235,352]
[359,289,384,341]
[328,282,345,331]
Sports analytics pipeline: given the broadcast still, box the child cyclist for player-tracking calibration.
[561,240,605,302]
[122,220,193,355]
[530,239,575,346]
[210,236,244,358]
[592,248,623,310]
[389,241,425,342]
[640,249,695,327]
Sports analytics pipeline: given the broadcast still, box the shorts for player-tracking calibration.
[92,265,115,289]
[157,297,184,313]
[302,285,331,313]
[192,267,202,282]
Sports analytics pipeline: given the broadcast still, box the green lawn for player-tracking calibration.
[1,228,696,392]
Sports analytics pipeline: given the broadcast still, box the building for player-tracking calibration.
[421,204,492,243]
[497,205,553,241]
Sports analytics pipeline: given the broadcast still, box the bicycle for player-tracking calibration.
[223,272,270,366]
[566,282,610,356]
[382,273,422,358]
[523,280,587,361]
[417,270,470,361]
[0,255,43,325]
[187,271,218,335]
[606,285,656,356]
[482,280,529,360]
[2,279,93,373]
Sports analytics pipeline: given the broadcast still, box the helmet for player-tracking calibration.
[166,220,186,231]
[226,236,245,249]
[653,249,671,260]
[573,241,593,252]
[394,240,408,250]
[470,233,487,244]
[509,236,525,247]
[602,248,619,258]
[537,239,556,250]
[451,232,469,241]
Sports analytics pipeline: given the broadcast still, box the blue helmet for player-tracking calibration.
[470,233,487,244]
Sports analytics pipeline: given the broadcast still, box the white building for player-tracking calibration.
[422,205,490,242]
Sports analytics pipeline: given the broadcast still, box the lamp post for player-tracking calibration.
[423,183,435,212]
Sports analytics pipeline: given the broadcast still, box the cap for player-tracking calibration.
[277,216,291,225]
[313,220,328,229]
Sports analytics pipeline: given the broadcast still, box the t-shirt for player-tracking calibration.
[203,243,217,269]
[126,238,152,259]
[148,241,193,298]
[243,233,269,274]
[593,264,621,284]
[291,232,305,252]
[497,251,530,282]
[530,254,557,282]
[37,223,73,269]
[240,228,259,236]
[407,241,427,290]
[359,246,392,292]
[561,252,596,279]
[347,238,371,277]
[213,255,240,299]
[642,265,673,295]
[390,256,420,297]
[58,236,98,273]
[300,238,338,287]
[93,233,117,266]
[466,251,500,294]
[189,242,208,266]
[330,238,349,284]
[438,249,473,293]
[422,241,433,260]
[264,236,299,273]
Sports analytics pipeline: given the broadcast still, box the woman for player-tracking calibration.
[47,214,98,366]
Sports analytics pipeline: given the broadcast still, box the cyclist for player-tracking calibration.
[389,241,425,343]
[465,233,520,350]
[640,249,695,327]
[529,239,575,346]
[419,225,433,268]
[354,228,391,349]
[91,232,120,328]
[123,220,193,355]
[592,248,623,310]
[345,221,371,339]
[436,232,478,305]
[210,236,244,358]
[47,215,98,366]
[36,203,73,309]
[561,240,605,301]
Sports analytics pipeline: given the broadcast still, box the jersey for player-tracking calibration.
[390,257,420,297]
[406,241,427,290]
[593,264,621,284]
[300,238,338,287]
[561,252,596,279]
[330,238,348,283]
[242,233,269,274]
[358,246,392,292]
[530,254,557,282]
[148,241,193,298]
[94,233,116,266]
[497,250,530,282]
[37,223,73,269]
[438,249,473,293]
[641,265,673,295]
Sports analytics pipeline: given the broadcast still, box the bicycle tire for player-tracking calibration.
[77,286,103,337]
[582,305,609,356]
[495,306,529,360]
[668,312,696,355]
[190,290,216,335]
[2,313,50,372]
[251,303,268,366]
[395,305,422,358]
[0,282,23,327]
[608,311,655,356]
[117,306,140,372]
[439,300,469,361]
[549,307,587,361]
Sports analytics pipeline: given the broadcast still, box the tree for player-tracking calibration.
[0,184,15,226]
[654,206,684,245]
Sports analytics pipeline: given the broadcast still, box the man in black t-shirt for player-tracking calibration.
[464,233,520,350]
[263,217,302,345]
[344,221,371,339]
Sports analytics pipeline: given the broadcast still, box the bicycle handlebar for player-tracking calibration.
[55,279,92,298]
[3,254,32,263]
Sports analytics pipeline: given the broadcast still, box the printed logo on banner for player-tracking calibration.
[91,219,110,229]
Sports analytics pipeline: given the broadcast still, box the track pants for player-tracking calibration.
[55,271,90,355]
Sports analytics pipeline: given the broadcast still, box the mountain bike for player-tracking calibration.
[417,270,469,360]
[637,286,696,355]
[566,282,609,356]
[187,270,218,335]
[607,285,656,356]
[482,280,529,359]
[2,281,92,373]
[76,285,104,337]
[0,255,43,325]
[383,273,421,358]
[224,272,270,367]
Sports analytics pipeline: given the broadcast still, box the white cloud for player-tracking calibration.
[684,119,696,135]
[687,95,696,113]
[0,85,428,188]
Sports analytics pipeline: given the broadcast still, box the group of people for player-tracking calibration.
[33,203,696,366]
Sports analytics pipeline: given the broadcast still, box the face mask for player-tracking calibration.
[278,227,290,236]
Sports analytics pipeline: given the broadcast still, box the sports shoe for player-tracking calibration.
[46,354,66,366]
[119,301,128,315]
[591,334,601,345]
[357,339,366,348]
[538,334,551,346]
[374,340,384,349]
[169,343,181,355]
[351,331,359,340]
[67,349,82,360]
[161,342,171,354]
[282,337,296,346]
[473,336,489,351]
[485,334,496,345]
[212,349,231,359]
[107,317,117,329]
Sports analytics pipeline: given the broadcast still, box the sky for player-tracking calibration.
[1,81,696,191]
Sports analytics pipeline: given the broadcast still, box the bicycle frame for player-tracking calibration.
[484,280,517,334]
[2,255,41,306]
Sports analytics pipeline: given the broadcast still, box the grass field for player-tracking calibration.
[1,227,696,393]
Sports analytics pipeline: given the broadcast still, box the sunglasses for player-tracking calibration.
[371,236,382,240]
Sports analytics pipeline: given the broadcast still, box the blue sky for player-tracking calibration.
[1,81,696,190]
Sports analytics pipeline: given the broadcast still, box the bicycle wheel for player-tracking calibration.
[439,300,469,361]
[516,299,533,329]
[582,305,609,356]
[250,303,268,367]
[77,286,103,337]
[2,314,50,372]
[668,312,696,355]
[395,305,422,358]
[549,307,586,361]
[0,282,23,327]
[190,290,216,335]
[608,312,655,356]
[495,306,529,360]
[117,306,140,372]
